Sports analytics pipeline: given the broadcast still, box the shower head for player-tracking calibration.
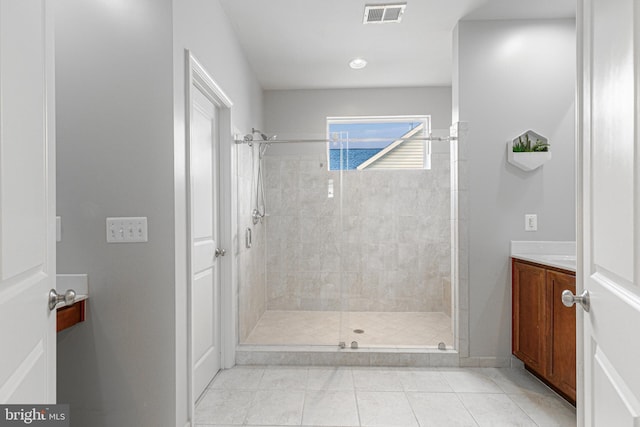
[243,128,276,151]
[258,140,271,157]
[252,128,270,141]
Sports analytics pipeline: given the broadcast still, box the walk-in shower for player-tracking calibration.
[235,127,458,353]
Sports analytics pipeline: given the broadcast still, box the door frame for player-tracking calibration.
[185,50,234,420]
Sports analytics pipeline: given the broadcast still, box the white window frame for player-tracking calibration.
[326,115,431,171]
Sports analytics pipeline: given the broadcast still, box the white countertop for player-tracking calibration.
[511,241,576,272]
[56,273,89,304]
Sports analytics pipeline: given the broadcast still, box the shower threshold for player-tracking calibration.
[237,310,458,367]
[243,310,453,347]
[235,344,460,367]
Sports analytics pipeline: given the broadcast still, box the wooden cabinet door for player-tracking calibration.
[512,260,547,375]
[547,270,577,403]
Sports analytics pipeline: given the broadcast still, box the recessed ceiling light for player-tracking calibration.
[349,58,367,70]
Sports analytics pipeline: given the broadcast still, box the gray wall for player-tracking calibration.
[265,87,452,130]
[55,0,175,426]
[55,0,264,425]
[264,87,452,156]
[453,19,576,360]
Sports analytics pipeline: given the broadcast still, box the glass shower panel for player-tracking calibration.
[236,126,454,349]
[334,126,454,349]
[338,134,386,349]
[329,131,390,349]
[236,141,267,345]
[330,132,353,349]
[236,138,346,347]
[293,144,342,346]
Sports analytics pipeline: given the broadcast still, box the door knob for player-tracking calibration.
[215,248,226,258]
[561,289,590,312]
[49,289,76,311]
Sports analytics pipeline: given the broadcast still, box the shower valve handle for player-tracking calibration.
[215,248,226,258]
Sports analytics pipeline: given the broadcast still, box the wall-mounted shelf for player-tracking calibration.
[507,130,551,171]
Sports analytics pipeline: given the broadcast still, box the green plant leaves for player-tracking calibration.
[512,133,549,152]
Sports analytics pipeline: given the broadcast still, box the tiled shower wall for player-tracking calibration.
[237,144,267,342]
[263,143,451,313]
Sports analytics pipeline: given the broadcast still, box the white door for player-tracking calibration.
[579,0,640,424]
[0,1,56,403]
[189,78,222,400]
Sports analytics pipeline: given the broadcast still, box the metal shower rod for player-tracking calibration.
[234,136,457,144]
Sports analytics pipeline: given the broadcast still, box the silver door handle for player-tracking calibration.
[215,248,226,258]
[561,289,590,312]
[49,289,76,311]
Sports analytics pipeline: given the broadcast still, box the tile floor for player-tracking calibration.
[242,311,453,347]
[195,365,576,426]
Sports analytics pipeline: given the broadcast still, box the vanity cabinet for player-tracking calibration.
[57,300,86,332]
[512,258,576,404]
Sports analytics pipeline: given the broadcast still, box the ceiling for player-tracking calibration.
[219,0,576,90]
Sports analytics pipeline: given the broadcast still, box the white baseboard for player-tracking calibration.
[459,356,511,368]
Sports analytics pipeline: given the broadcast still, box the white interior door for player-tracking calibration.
[0,0,56,403]
[579,0,640,424]
[189,78,222,400]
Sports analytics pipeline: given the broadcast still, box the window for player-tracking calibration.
[326,116,431,171]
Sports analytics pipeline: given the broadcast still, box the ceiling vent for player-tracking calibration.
[363,3,407,24]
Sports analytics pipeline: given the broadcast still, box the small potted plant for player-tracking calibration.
[507,130,552,171]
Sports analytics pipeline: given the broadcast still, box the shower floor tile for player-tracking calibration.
[243,310,453,347]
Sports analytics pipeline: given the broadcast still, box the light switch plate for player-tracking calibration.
[56,216,62,242]
[525,214,538,232]
[106,217,148,243]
